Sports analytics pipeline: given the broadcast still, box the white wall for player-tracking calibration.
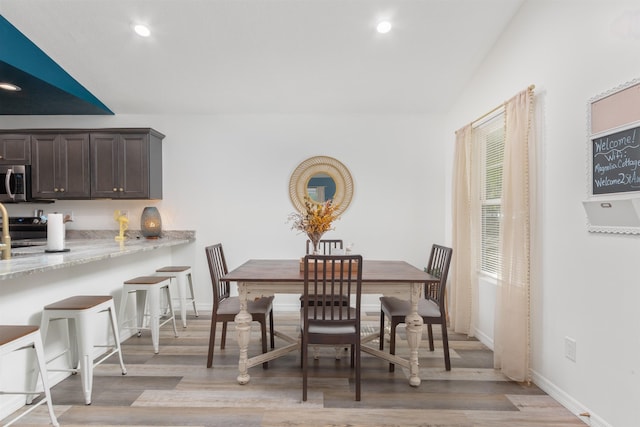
[0,113,446,311]
[444,1,640,426]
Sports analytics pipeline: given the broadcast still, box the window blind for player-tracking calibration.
[475,113,505,276]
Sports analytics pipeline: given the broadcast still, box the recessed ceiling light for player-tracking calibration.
[0,82,21,91]
[376,21,392,34]
[134,24,151,37]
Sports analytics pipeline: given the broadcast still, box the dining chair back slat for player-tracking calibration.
[207,243,229,305]
[301,239,348,308]
[426,244,452,311]
[305,239,344,255]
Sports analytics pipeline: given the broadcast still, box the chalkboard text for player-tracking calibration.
[592,126,640,194]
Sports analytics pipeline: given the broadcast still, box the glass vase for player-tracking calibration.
[307,232,325,255]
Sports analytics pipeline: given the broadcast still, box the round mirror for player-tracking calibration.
[289,156,353,216]
[307,173,336,202]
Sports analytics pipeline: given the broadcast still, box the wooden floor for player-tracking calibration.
[4,311,586,426]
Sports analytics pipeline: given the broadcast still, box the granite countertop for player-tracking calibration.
[0,230,195,280]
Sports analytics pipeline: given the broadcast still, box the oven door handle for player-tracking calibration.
[5,168,15,200]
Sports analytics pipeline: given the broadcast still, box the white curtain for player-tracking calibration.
[450,124,476,335]
[450,86,534,381]
[493,87,534,382]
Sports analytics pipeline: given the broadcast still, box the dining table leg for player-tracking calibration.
[405,282,424,386]
[235,281,253,384]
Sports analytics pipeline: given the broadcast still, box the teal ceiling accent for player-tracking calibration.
[0,15,113,115]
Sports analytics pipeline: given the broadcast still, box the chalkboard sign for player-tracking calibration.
[591,125,640,195]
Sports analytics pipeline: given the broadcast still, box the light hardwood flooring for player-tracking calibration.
[4,312,586,426]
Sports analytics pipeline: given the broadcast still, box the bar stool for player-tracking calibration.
[36,295,127,405]
[119,276,178,354]
[0,325,59,426]
[155,266,198,328]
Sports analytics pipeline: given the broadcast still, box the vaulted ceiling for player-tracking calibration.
[0,16,112,115]
[0,0,525,115]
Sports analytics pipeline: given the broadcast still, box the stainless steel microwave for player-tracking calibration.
[0,165,31,202]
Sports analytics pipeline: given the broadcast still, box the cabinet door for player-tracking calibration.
[90,133,120,198]
[0,134,31,164]
[118,133,149,199]
[57,133,90,198]
[90,133,151,199]
[32,134,90,199]
[31,134,58,198]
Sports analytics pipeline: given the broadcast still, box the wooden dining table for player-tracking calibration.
[222,258,438,387]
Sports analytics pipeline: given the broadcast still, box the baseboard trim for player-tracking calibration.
[530,369,611,427]
[0,370,67,422]
[471,326,494,350]
[0,395,25,422]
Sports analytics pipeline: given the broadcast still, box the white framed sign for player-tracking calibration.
[585,77,640,233]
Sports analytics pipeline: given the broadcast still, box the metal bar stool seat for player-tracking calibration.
[119,276,178,354]
[36,295,127,405]
[155,266,198,328]
[0,325,59,426]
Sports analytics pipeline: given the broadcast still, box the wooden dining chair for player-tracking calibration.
[301,254,363,401]
[205,243,274,369]
[305,239,344,255]
[379,244,453,372]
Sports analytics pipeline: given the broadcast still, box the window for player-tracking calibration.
[474,112,505,276]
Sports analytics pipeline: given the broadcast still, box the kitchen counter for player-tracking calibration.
[0,229,197,417]
[0,230,195,280]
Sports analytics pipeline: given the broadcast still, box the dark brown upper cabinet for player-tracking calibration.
[90,129,163,199]
[0,133,31,164]
[31,133,91,199]
[0,128,163,200]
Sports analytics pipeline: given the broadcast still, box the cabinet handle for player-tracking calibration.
[119,188,124,192]
[113,188,118,192]
[60,188,65,192]
[54,188,58,192]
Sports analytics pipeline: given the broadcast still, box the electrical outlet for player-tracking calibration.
[565,337,576,362]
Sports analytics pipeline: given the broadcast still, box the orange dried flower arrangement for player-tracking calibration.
[288,196,339,254]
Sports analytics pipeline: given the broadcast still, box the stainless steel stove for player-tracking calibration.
[0,216,47,247]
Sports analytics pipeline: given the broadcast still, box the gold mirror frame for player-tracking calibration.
[289,156,354,216]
